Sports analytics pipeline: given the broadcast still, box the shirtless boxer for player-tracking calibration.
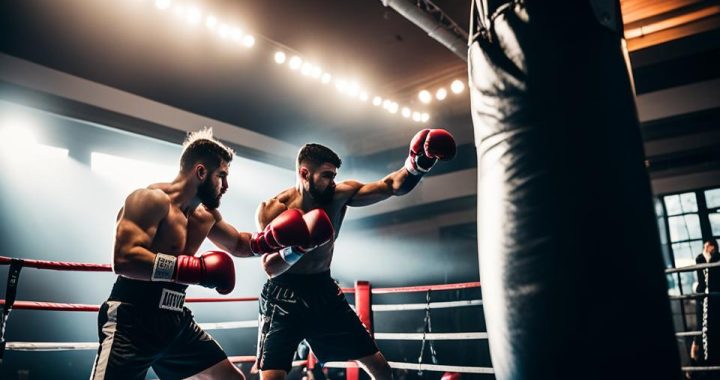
[254,129,456,380]
[91,128,319,380]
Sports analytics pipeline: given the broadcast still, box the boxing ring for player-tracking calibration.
[3,254,718,378]
[0,255,491,378]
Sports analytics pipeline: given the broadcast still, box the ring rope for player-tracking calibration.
[373,300,482,311]
[371,282,480,294]
[322,361,494,374]
[683,366,720,372]
[0,256,111,272]
[198,320,258,330]
[0,256,478,295]
[374,332,487,340]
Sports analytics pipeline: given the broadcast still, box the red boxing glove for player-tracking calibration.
[175,251,236,294]
[425,129,457,161]
[404,129,456,176]
[278,209,334,265]
[250,209,311,255]
[302,209,335,250]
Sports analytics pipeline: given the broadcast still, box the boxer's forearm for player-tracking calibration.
[261,252,293,278]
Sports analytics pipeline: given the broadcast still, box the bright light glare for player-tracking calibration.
[205,15,217,29]
[91,152,177,192]
[289,56,303,70]
[436,88,447,101]
[401,107,411,118]
[0,124,68,159]
[218,24,230,38]
[421,113,430,122]
[451,79,465,94]
[412,112,422,122]
[372,96,382,106]
[231,28,244,42]
[335,79,348,93]
[418,90,432,104]
[155,0,171,10]
[301,63,313,76]
[242,35,255,47]
[388,102,398,114]
[311,66,322,78]
[274,51,286,64]
[359,92,368,101]
[186,6,202,24]
[321,73,332,84]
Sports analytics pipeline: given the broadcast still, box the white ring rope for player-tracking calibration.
[372,300,482,311]
[683,366,720,372]
[374,332,487,340]
[197,320,259,330]
[6,342,98,351]
[323,361,494,374]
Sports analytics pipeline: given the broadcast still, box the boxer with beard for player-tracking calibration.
[254,129,456,380]
[92,128,313,380]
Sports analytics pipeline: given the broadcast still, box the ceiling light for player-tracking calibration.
[335,79,348,93]
[289,56,303,70]
[388,102,399,114]
[435,88,447,101]
[186,6,202,24]
[418,90,432,104]
[421,113,430,122]
[231,28,243,42]
[205,15,217,29]
[155,0,171,11]
[401,107,411,118]
[218,24,230,39]
[412,112,422,121]
[242,35,255,47]
[321,73,332,84]
[359,92,369,101]
[348,81,360,97]
[301,63,313,76]
[372,96,382,106]
[311,66,322,78]
[274,51,286,64]
[451,80,465,94]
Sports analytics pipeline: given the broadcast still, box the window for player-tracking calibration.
[662,187,720,295]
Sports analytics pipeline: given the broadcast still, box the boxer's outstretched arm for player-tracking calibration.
[343,167,414,208]
[346,128,456,207]
[207,211,255,258]
[113,188,169,280]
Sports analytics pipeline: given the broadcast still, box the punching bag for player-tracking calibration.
[468,1,680,379]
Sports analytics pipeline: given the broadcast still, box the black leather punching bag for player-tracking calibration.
[468,1,680,379]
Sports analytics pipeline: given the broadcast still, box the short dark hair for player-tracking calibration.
[298,143,341,169]
[180,128,234,172]
[707,239,719,251]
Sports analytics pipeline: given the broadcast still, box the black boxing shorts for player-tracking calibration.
[90,277,227,380]
[256,271,379,372]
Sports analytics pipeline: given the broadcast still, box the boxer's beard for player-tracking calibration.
[198,177,221,210]
[308,177,335,205]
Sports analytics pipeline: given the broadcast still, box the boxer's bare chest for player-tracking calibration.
[152,206,213,255]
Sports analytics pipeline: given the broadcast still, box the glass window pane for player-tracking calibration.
[680,192,698,212]
[690,240,704,256]
[706,188,720,209]
[710,213,720,236]
[664,195,681,216]
[672,242,696,266]
[668,214,702,242]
